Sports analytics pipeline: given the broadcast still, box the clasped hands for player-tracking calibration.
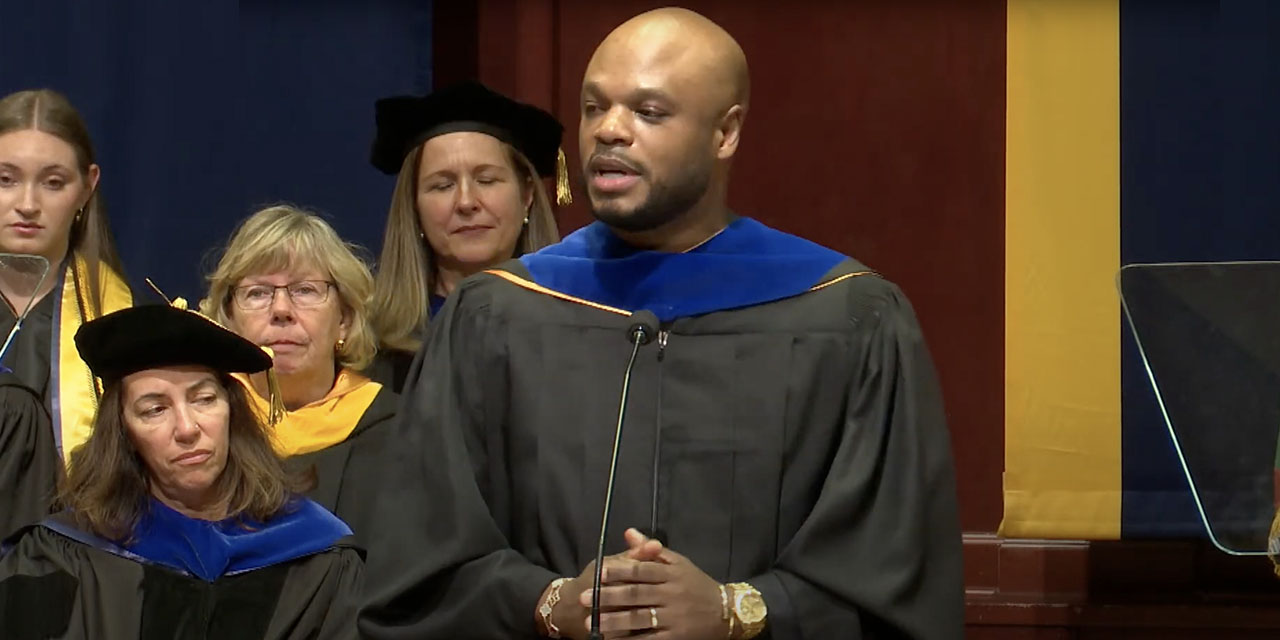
[547,528,730,640]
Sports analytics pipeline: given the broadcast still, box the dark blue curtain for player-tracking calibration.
[1,0,433,300]
[1120,0,1280,536]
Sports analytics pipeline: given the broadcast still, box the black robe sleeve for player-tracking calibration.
[263,540,364,640]
[359,293,556,639]
[0,373,58,541]
[750,284,963,640]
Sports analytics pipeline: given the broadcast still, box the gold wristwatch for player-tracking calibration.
[726,582,767,639]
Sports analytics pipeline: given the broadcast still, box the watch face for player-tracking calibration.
[737,591,766,623]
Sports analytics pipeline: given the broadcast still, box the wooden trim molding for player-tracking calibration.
[964,533,1280,636]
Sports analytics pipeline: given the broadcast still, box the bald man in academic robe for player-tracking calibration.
[360,8,963,640]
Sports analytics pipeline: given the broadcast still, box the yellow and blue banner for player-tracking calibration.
[1001,0,1280,539]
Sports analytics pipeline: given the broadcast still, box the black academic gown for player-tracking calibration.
[0,373,59,540]
[0,292,55,408]
[289,387,399,547]
[0,512,363,639]
[359,259,963,640]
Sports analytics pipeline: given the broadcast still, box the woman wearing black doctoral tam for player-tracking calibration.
[0,303,362,639]
[364,81,563,390]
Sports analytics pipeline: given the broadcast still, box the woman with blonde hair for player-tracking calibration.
[201,204,396,544]
[366,81,564,389]
[0,89,132,536]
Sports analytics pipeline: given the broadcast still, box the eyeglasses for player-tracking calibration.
[231,280,335,311]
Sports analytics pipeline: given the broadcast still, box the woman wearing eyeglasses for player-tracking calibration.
[199,204,397,547]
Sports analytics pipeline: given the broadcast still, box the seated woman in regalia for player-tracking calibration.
[0,303,361,639]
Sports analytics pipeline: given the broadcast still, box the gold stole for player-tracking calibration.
[233,369,381,457]
[54,254,132,463]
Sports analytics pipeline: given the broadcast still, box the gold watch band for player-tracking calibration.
[719,584,732,638]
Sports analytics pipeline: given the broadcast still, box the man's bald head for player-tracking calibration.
[587,7,749,114]
[579,9,750,236]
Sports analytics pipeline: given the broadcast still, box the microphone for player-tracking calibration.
[590,310,658,640]
[626,311,657,346]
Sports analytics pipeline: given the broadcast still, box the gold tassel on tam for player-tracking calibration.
[260,346,287,427]
[555,147,573,205]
